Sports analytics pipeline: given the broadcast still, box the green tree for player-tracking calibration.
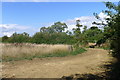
[9,32,30,43]
[74,20,82,35]
[104,2,120,79]
[73,20,82,39]
[83,26,103,43]
[93,2,120,56]
[105,2,120,57]
[66,30,72,35]
[40,22,68,33]
[31,32,44,44]
[51,22,68,33]
[2,35,9,42]
[72,19,83,48]
[83,25,87,33]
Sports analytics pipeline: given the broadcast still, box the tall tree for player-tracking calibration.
[72,19,83,48]
[51,22,68,33]
[93,2,120,56]
[40,22,68,33]
[82,26,103,43]
[83,25,87,33]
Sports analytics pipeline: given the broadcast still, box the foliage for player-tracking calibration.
[72,20,84,48]
[93,2,120,57]
[8,32,30,43]
[40,22,68,33]
[31,32,76,44]
[2,36,9,42]
[2,20,104,45]
[93,2,120,79]
[73,20,82,40]
[0,37,1,43]
[83,26,103,43]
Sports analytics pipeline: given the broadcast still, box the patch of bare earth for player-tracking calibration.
[2,48,114,78]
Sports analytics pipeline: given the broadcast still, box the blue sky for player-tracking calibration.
[1,2,117,37]
[2,0,119,2]
[2,2,106,26]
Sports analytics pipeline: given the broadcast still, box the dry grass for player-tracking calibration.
[1,43,73,61]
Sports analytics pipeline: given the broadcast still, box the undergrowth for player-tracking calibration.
[2,47,86,62]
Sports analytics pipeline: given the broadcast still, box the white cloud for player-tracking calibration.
[2,32,15,37]
[98,12,107,19]
[64,12,109,32]
[37,12,108,33]
[0,12,108,37]
[0,24,14,29]
[0,24,39,37]
[64,16,98,32]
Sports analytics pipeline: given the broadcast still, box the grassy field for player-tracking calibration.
[1,43,86,61]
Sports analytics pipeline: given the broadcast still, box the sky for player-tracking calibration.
[2,0,119,2]
[0,1,118,37]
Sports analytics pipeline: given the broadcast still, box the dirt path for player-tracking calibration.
[2,48,114,78]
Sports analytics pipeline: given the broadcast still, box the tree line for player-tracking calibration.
[2,21,104,45]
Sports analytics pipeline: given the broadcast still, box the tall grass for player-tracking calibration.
[1,43,86,61]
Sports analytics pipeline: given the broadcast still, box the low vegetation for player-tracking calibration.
[1,43,86,62]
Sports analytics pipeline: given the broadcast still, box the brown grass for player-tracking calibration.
[1,43,72,61]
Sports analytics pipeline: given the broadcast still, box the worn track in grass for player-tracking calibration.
[2,48,114,78]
